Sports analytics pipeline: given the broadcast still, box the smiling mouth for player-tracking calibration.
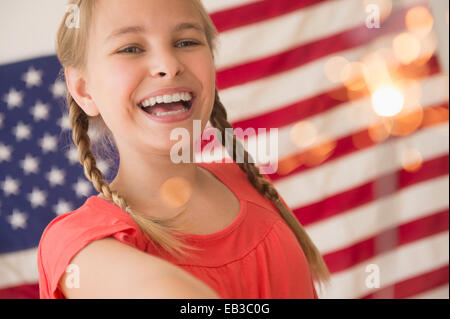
[139,98,193,115]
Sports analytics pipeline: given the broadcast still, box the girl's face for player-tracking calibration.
[81,0,216,155]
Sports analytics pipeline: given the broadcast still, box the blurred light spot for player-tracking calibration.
[303,138,337,167]
[422,106,449,128]
[406,6,434,38]
[324,56,349,83]
[372,86,404,117]
[367,118,393,143]
[361,51,393,92]
[416,32,438,65]
[401,147,423,172]
[290,121,318,149]
[159,176,192,208]
[277,156,302,175]
[341,61,367,91]
[393,32,421,65]
[391,105,424,136]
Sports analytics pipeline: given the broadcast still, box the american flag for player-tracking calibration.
[0,0,448,299]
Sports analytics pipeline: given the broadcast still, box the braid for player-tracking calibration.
[209,88,331,287]
[67,93,200,260]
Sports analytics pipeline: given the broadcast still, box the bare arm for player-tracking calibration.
[59,237,220,299]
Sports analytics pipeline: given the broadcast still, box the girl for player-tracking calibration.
[38,0,330,299]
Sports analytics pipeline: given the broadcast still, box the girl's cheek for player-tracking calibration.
[102,61,142,97]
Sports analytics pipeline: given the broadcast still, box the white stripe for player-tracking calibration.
[408,283,449,299]
[243,74,449,162]
[276,122,449,209]
[315,232,449,298]
[216,0,424,70]
[0,248,38,289]
[308,175,449,254]
[202,0,264,14]
[221,31,442,123]
[202,74,448,168]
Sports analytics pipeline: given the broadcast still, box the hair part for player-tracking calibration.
[57,0,330,291]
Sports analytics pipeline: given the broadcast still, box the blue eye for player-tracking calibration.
[118,46,143,54]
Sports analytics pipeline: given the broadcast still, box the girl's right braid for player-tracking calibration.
[209,88,331,285]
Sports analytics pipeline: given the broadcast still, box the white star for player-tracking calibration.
[96,159,110,175]
[12,122,32,142]
[27,187,47,208]
[66,147,79,165]
[0,143,12,162]
[39,133,58,153]
[7,209,28,230]
[22,66,43,88]
[73,178,93,198]
[1,176,20,196]
[3,88,24,109]
[53,199,73,216]
[46,166,66,187]
[20,154,40,175]
[50,79,67,99]
[30,100,50,122]
[88,127,102,142]
[58,114,71,131]
[0,113,4,129]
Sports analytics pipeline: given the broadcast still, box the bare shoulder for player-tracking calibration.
[59,237,220,299]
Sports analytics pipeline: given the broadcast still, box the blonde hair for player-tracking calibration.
[56,0,331,289]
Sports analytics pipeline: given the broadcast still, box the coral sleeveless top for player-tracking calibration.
[37,161,318,299]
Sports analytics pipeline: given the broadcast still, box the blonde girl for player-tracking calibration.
[37,0,330,299]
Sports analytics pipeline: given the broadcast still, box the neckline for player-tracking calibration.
[90,162,247,242]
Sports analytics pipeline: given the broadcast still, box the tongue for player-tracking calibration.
[148,102,185,115]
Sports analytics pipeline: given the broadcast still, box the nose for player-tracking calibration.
[149,47,184,78]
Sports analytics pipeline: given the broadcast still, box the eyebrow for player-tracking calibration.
[105,22,205,43]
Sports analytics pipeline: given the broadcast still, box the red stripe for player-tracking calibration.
[210,0,329,33]
[271,102,448,183]
[295,154,449,226]
[217,5,410,89]
[360,264,449,299]
[232,56,441,131]
[323,209,449,274]
[0,283,39,299]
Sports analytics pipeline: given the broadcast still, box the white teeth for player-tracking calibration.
[139,91,192,108]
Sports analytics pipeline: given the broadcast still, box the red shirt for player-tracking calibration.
[37,161,318,299]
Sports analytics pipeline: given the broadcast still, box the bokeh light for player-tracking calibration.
[290,121,318,149]
[401,147,423,172]
[406,6,434,38]
[371,86,404,117]
[159,176,193,208]
[324,56,349,83]
[393,32,421,65]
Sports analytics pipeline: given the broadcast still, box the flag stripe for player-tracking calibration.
[408,283,449,299]
[0,283,40,299]
[360,264,449,299]
[316,232,449,298]
[275,122,449,209]
[231,56,441,132]
[210,0,329,33]
[217,3,409,90]
[214,0,423,71]
[308,174,449,254]
[324,209,449,274]
[296,153,449,226]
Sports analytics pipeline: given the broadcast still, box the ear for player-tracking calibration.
[65,67,99,117]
